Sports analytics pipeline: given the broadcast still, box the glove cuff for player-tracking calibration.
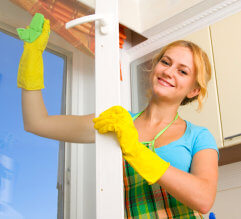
[17,47,44,90]
[123,142,170,185]
[24,42,44,53]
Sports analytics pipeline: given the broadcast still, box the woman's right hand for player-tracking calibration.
[17,13,50,90]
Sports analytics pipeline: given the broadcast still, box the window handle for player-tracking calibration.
[65,14,109,35]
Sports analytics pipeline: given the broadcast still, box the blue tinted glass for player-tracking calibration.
[0,30,64,219]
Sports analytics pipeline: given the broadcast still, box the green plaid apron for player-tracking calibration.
[123,112,204,218]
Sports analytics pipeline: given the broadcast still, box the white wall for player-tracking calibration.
[139,0,204,31]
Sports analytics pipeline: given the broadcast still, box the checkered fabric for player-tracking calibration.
[123,143,204,219]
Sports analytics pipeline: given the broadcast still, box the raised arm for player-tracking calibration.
[18,13,95,143]
[22,90,95,143]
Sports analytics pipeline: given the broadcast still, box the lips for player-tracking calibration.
[157,77,174,87]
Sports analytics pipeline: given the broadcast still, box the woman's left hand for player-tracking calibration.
[93,106,139,154]
[93,105,132,133]
[93,106,170,185]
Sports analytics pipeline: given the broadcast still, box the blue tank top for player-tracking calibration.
[129,111,219,173]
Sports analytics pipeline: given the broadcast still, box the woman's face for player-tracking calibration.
[150,46,200,104]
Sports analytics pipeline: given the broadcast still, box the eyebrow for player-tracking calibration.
[162,55,192,72]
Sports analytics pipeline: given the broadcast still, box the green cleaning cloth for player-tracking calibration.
[17,13,44,43]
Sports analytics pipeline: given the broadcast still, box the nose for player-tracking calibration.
[163,65,175,78]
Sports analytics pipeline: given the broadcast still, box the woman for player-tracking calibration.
[18,15,218,218]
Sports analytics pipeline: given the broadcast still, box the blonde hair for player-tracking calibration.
[149,40,212,111]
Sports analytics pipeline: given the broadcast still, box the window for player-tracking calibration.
[0,29,65,219]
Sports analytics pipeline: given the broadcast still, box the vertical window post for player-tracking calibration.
[95,0,124,218]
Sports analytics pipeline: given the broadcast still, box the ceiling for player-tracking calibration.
[78,0,205,35]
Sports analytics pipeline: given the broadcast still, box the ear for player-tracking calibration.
[187,86,200,99]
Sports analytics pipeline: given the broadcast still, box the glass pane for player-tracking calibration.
[130,51,157,113]
[0,30,65,219]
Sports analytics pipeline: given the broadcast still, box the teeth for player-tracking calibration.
[162,80,170,86]
[158,78,173,87]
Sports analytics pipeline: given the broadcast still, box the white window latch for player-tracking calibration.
[65,14,109,35]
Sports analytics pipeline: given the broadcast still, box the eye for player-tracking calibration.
[160,59,169,66]
[179,70,187,75]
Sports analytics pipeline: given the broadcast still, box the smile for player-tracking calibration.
[157,77,174,87]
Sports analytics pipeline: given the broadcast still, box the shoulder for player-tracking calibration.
[185,120,219,158]
[185,120,214,140]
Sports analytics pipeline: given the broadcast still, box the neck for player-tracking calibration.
[143,98,180,126]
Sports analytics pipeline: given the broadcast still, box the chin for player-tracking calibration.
[151,91,171,101]
[151,89,184,104]
[152,86,172,97]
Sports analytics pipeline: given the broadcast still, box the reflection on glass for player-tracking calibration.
[0,30,65,219]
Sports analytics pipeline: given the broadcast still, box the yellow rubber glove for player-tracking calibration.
[17,16,50,90]
[93,106,170,185]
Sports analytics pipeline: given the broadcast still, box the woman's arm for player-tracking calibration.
[93,106,219,213]
[157,149,218,214]
[18,15,95,144]
[22,89,95,143]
